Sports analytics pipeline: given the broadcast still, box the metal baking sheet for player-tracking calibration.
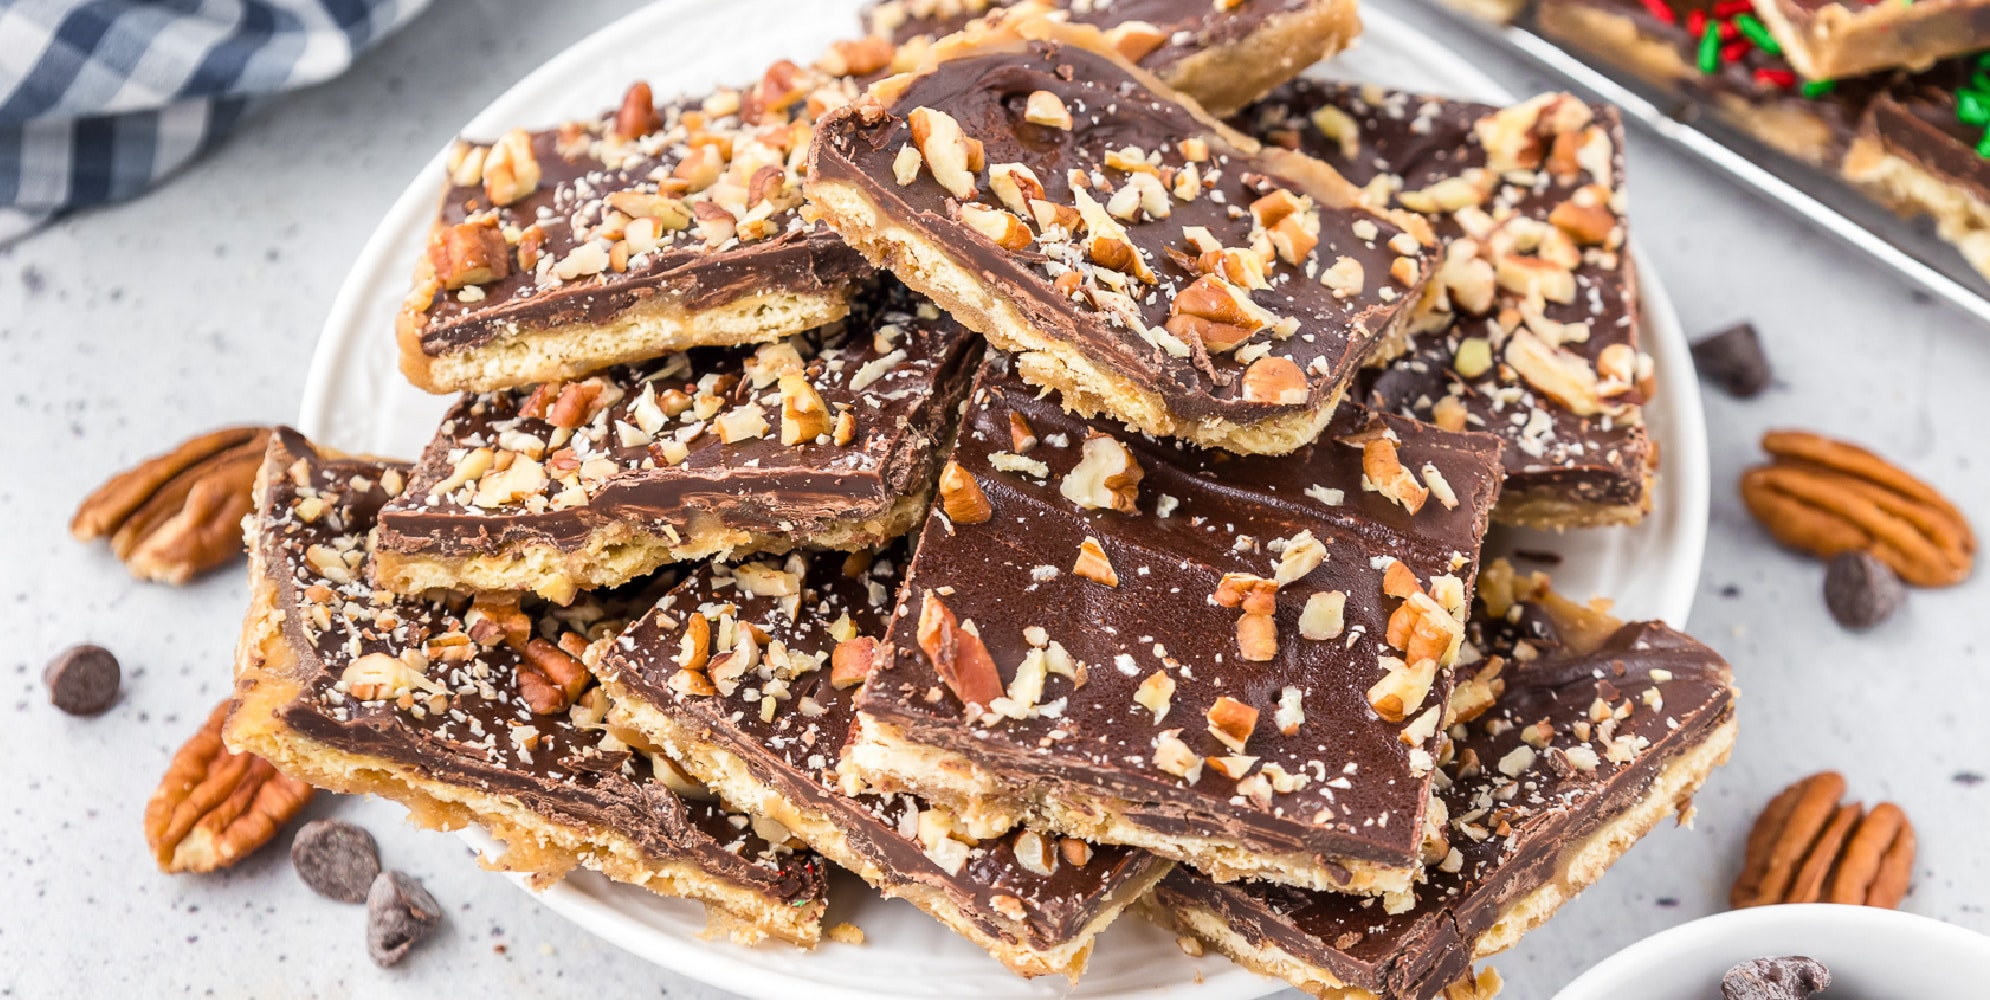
[1394,0,1990,327]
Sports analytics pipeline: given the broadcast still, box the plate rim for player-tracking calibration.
[1548,904,1990,999]
[299,2,1710,996]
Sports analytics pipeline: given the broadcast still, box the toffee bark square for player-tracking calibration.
[1748,0,1990,82]
[227,430,829,946]
[844,353,1504,897]
[1533,0,1884,169]
[1844,59,1990,283]
[1143,577,1739,999]
[399,71,873,394]
[371,280,981,603]
[862,0,1362,117]
[806,20,1434,457]
[1236,83,1658,528]
[598,547,1170,979]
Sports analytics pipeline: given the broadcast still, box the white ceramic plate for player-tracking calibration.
[299,3,1710,997]
[1551,905,1990,999]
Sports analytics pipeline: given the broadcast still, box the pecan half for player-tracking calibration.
[1730,771,1915,909]
[72,426,274,584]
[144,701,314,873]
[1740,430,1974,587]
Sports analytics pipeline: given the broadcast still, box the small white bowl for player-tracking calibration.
[1552,905,1990,999]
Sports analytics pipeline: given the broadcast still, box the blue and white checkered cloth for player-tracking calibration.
[0,0,431,245]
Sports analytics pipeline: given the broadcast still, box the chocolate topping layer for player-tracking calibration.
[857,353,1504,874]
[377,281,980,567]
[604,547,1165,951]
[1237,82,1655,520]
[1861,58,1990,208]
[1154,613,1736,998]
[869,0,1322,76]
[1536,0,1881,163]
[809,40,1427,428]
[251,429,825,907]
[417,79,872,356]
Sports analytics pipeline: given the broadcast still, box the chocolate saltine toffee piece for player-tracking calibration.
[401,67,875,394]
[1748,0,1990,83]
[843,354,1504,896]
[807,17,1434,456]
[599,548,1170,979]
[1844,56,1990,282]
[1144,571,1739,999]
[372,280,981,603]
[1534,0,1884,169]
[863,0,1362,117]
[1238,83,1658,528]
[228,430,828,945]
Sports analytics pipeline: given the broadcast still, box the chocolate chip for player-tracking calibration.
[291,820,381,903]
[43,644,121,715]
[366,871,442,967]
[1691,322,1771,398]
[1823,550,1904,630]
[1721,956,1830,1000]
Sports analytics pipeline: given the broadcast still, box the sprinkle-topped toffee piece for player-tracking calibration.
[844,353,1504,897]
[227,430,828,945]
[371,280,981,603]
[599,547,1169,979]
[863,0,1362,117]
[1238,82,1658,528]
[1533,0,1883,169]
[1746,0,1990,82]
[1144,565,1739,999]
[807,17,1433,456]
[1844,57,1990,283]
[400,65,877,394]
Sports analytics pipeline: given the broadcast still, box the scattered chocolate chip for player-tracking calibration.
[366,871,442,967]
[1823,550,1905,630]
[1690,322,1771,398]
[1955,771,1984,787]
[1721,956,1830,1000]
[291,820,381,903]
[1719,584,1742,599]
[1655,896,1679,907]
[1511,548,1563,565]
[43,644,121,715]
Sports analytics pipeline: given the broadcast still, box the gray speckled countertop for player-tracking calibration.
[2,1,1984,997]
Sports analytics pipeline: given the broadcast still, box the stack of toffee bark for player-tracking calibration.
[225,2,1739,994]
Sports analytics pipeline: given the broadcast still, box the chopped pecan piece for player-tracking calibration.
[907,107,978,199]
[1362,438,1430,514]
[1206,696,1259,753]
[1071,536,1119,587]
[916,592,1003,712]
[613,81,662,140]
[831,636,887,689]
[1060,434,1143,512]
[429,219,511,291]
[938,460,993,524]
[1214,573,1279,615]
[779,373,831,445]
[1240,357,1308,404]
[483,129,541,206]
